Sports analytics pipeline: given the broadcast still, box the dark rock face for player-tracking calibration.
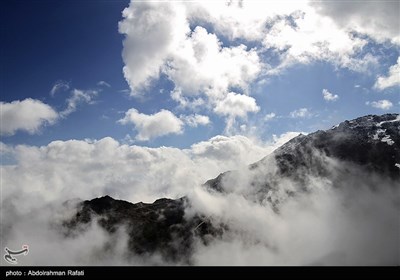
[63,195,221,263]
[63,114,399,262]
[274,113,399,178]
[204,114,400,195]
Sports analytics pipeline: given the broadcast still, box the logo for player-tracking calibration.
[4,245,29,265]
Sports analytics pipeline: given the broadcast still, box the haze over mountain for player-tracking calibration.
[2,0,400,267]
[60,114,400,265]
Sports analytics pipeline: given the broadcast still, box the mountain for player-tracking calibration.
[63,196,222,263]
[204,114,399,200]
[62,113,400,263]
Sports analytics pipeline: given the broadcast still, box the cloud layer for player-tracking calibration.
[2,130,397,265]
[1,133,298,265]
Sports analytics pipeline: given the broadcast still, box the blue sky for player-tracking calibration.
[1,0,399,149]
[1,1,399,265]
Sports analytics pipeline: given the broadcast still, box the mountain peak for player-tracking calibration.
[63,114,400,264]
[206,113,400,194]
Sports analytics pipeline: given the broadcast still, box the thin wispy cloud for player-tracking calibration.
[290,108,313,119]
[50,80,70,97]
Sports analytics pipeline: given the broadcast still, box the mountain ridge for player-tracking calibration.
[62,113,400,263]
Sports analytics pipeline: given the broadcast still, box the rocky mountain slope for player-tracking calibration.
[205,114,399,198]
[63,196,222,263]
[63,113,400,263]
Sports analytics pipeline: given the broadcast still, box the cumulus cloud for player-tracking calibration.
[0,98,58,136]
[262,7,368,73]
[166,26,261,97]
[374,57,400,91]
[170,88,205,110]
[118,1,262,128]
[1,87,99,136]
[180,114,210,127]
[118,0,396,129]
[312,1,400,45]
[322,89,339,102]
[118,109,184,141]
[191,135,270,165]
[118,1,398,91]
[118,1,189,94]
[214,92,260,118]
[213,92,260,134]
[289,108,313,118]
[50,80,70,97]
[119,2,262,96]
[366,100,393,110]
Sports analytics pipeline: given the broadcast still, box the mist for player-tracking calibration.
[1,134,399,266]
[187,167,399,265]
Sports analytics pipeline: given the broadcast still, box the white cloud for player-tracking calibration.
[118,1,189,94]
[1,133,295,207]
[312,1,400,45]
[214,92,260,118]
[97,81,111,88]
[59,89,98,118]
[192,1,381,73]
[1,88,99,136]
[5,132,396,265]
[119,1,262,127]
[366,100,393,110]
[166,26,261,97]
[119,2,262,97]
[289,108,313,118]
[374,57,400,91]
[188,176,398,265]
[0,98,58,136]
[118,109,184,141]
[263,7,368,73]
[181,114,210,127]
[322,89,339,102]
[118,1,398,129]
[191,135,263,163]
[50,80,70,97]
[0,141,13,154]
[1,132,305,264]
[190,133,298,167]
[187,1,300,42]
[2,138,396,265]
[264,112,276,121]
